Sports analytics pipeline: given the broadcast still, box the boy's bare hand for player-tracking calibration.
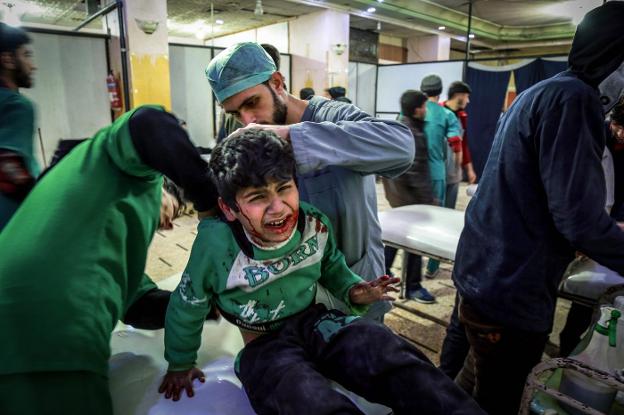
[158,367,205,401]
[349,275,400,305]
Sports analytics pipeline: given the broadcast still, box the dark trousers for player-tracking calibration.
[237,304,486,415]
[559,302,593,357]
[439,294,471,381]
[384,245,423,291]
[457,300,549,415]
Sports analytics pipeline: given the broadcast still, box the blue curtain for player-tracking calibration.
[466,66,511,178]
[541,59,567,79]
[514,59,568,94]
[513,59,542,95]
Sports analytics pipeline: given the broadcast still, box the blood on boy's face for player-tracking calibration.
[221,178,299,246]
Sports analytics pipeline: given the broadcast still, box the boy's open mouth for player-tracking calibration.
[264,214,295,234]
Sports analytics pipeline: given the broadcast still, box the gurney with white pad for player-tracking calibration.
[109,274,391,415]
[378,205,464,296]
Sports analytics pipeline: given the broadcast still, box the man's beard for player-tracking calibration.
[15,60,32,88]
[268,86,287,125]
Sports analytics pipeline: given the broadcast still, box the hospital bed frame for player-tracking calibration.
[519,358,624,415]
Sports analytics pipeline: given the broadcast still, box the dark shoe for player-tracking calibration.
[406,287,436,304]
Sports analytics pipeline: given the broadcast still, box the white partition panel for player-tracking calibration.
[376,61,464,113]
[22,32,110,166]
[348,62,358,104]
[169,45,214,148]
[356,63,376,115]
[348,62,376,115]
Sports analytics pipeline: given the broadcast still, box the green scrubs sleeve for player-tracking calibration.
[164,218,215,371]
[0,93,39,177]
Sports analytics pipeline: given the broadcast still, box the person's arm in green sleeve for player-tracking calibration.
[316,211,399,315]
[160,224,214,401]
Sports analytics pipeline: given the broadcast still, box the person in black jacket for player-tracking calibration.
[442,3,624,414]
[382,90,436,303]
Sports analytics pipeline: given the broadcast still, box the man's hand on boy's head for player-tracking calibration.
[348,275,400,305]
[158,367,205,401]
[239,123,291,141]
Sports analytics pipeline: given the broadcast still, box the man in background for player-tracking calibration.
[419,74,462,279]
[444,81,477,210]
[0,23,39,231]
[382,90,436,303]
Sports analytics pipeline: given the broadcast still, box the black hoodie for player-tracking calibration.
[568,2,624,87]
[453,2,624,333]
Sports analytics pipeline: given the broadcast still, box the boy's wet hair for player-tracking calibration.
[209,128,296,212]
[163,176,186,219]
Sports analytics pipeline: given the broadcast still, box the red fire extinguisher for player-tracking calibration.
[107,70,123,111]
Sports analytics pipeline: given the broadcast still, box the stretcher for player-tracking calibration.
[378,205,464,296]
[109,274,391,415]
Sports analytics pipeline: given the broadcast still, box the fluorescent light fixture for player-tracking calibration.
[254,0,264,16]
[367,7,376,13]
[468,33,475,39]
[542,0,602,25]
[438,26,446,30]
[215,19,224,25]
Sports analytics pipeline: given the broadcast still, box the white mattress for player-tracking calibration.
[378,205,464,262]
[109,274,390,414]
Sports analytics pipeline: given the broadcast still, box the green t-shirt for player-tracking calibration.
[424,100,461,181]
[0,106,164,377]
[165,202,367,371]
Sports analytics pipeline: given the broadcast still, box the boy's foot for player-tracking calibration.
[406,287,436,304]
[424,268,440,279]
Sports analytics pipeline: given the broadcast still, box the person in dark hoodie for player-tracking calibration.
[382,90,436,303]
[442,3,624,414]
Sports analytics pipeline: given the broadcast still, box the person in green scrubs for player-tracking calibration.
[0,23,40,231]
[0,106,217,415]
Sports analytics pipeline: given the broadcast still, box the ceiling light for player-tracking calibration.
[1,2,21,26]
[377,0,384,2]
[367,7,376,13]
[438,26,446,30]
[215,19,224,25]
[468,33,475,39]
[254,0,264,16]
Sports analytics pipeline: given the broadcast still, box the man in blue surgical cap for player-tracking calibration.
[206,42,414,321]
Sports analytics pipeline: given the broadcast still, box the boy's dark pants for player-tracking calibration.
[236,304,485,415]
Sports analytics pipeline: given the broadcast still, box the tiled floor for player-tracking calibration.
[145,181,572,364]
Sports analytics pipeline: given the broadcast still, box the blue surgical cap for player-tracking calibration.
[206,42,277,104]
